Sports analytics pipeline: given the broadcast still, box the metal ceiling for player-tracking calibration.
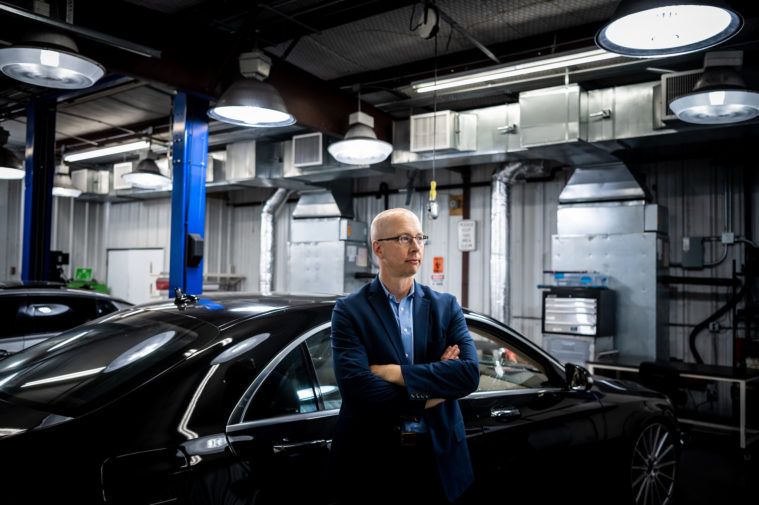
[0,0,758,165]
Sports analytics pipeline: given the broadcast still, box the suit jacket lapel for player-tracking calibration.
[368,278,405,362]
[413,282,430,363]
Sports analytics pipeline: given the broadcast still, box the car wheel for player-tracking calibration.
[629,420,678,505]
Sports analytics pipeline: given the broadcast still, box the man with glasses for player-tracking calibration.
[329,208,479,504]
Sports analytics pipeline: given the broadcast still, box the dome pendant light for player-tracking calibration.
[669,50,759,124]
[328,92,393,165]
[0,127,24,180]
[595,0,743,58]
[0,32,104,89]
[208,50,295,128]
[52,162,82,198]
[122,137,172,189]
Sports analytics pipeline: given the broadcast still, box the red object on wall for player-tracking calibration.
[433,256,444,274]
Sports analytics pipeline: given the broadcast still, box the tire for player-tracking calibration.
[628,420,679,505]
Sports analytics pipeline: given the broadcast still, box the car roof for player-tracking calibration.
[0,282,132,303]
[123,291,340,329]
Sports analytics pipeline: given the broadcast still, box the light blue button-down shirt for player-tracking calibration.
[379,279,427,433]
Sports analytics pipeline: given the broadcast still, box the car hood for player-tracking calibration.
[0,397,72,440]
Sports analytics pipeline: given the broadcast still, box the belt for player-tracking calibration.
[399,431,431,447]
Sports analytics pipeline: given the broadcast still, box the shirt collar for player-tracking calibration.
[379,278,415,303]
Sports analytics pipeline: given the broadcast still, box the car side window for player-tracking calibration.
[305,328,342,410]
[469,326,551,391]
[27,296,96,334]
[243,345,318,422]
[0,296,28,338]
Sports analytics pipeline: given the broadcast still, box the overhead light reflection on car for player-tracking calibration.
[104,331,175,373]
[47,330,89,352]
[21,367,105,388]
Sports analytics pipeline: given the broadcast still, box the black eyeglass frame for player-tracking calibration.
[375,234,429,246]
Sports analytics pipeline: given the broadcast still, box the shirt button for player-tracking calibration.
[400,307,404,311]
[404,328,408,332]
[405,353,409,358]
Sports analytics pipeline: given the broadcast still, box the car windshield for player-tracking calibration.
[0,309,218,416]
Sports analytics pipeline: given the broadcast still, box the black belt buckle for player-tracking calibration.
[400,431,419,446]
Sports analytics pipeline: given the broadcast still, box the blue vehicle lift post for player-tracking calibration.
[169,92,209,296]
[21,97,57,282]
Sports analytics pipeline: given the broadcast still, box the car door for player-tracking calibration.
[461,314,606,486]
[225,322,339,505]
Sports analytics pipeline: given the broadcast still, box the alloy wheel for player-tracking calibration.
[630,422,678,505]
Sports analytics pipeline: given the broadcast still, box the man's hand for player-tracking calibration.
[370,364,404,385]
[440,345,460,361]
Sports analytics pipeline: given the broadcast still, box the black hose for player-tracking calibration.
[689,279,749,364]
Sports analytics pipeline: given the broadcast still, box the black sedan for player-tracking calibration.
[0,293,679,505]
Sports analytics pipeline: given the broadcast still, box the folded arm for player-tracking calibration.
[331,301,426,417]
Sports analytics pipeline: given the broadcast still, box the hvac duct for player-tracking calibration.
[490,161,555,324]
[551,162,669,362]
[286,187,371,295]
[259,187,290,295]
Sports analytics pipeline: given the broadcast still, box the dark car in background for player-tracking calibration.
[0,294,679,505]
[0,282,132,356]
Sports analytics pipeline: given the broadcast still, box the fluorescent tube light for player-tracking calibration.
[413,49,620,93]
[63,140,150,162]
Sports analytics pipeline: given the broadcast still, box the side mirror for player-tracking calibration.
[565,363,594,392]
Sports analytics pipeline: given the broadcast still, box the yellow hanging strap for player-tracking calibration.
[430,180,437,200]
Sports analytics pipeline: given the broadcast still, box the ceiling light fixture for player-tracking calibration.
[122,137,171,189]
[208,50,295,128]
[0,127,25,180]
[328,91,392,165]
[52,162,82,198]
[669,50,759,124]
[63,140,150,163]
[412,48,621,93]
[595,0,743,58]
[0,31,104,89]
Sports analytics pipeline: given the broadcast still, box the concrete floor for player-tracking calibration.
[675,427,757,504]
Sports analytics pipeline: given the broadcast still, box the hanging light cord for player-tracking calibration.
[432,32,438,182]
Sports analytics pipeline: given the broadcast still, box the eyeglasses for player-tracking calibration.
[375,234,428,246]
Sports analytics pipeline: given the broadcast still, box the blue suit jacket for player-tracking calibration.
[330,278,479,502]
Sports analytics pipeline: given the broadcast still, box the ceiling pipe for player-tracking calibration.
[0,1,161,58]
[259,187,291,295]
[490,161,554,325]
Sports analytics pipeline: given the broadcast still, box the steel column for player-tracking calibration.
[21,98,57,282]
[169,92,208,296]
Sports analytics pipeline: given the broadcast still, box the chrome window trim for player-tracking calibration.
[465,387,564,400]
[228,321,332,426]
[228,408,340,431]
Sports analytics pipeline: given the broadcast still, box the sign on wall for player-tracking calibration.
[457,220,476,251]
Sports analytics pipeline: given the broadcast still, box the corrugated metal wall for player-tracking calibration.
[0,179,23,282]
[1,159,755,380]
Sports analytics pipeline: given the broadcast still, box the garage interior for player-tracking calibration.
[0,0,757,501]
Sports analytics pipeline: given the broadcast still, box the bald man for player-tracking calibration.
[329,208,479,504]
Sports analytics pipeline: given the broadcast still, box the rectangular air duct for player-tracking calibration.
[292,132,323,167]
[409,110,477,152]
[659,69,703,122]
[72,169,109,194]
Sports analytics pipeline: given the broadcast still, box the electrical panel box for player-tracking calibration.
[681,236,705,269]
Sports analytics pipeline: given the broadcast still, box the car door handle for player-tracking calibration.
[272,439,330,454]
[490,407,521,420]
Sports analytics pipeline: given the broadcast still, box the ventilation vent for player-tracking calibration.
[292,132,323,167]
[409,110,476,152]
[661,69,703,121]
